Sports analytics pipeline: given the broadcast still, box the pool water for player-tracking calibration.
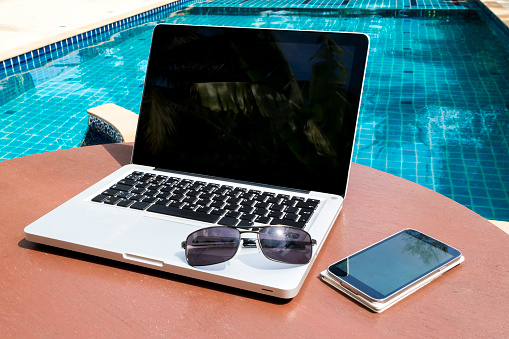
[0,1,508,221]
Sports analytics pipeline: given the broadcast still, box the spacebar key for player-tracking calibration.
[147,205,220,223]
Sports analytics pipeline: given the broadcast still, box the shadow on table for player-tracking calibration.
[99,142,134,166]
[18,237,292,305]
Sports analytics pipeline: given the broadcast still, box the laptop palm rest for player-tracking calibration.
[112,216,197,266]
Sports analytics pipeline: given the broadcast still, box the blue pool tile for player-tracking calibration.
[1,0,509,223]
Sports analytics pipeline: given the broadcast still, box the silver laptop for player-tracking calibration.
[25,24,369,299]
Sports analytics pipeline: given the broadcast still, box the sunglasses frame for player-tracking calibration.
[181,224,317,266]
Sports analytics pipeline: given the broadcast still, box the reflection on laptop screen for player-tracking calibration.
[133,25,368,196]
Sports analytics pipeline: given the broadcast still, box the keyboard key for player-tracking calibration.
[226,197,242,204]
[280,198,294,206]
[239,192,256,200]
[238,220,254,227]
[101,189,118,196]
[267,196,280,204]
[285,206,299,213]
[130,201,151,210]
[299,214,311,223]
[299,209,314,217]
[144,190,159,197]
[168,201,183,208]
[200,192,214,199]
[223,203,238,211]
[200,186,216,193]
[181,203,195,210]
[170,194,184,201]
[215,187,230,195]
[240,200,254,207]
[117,199,134,207]
[253,208,268,216]
[226,211,241,218]
[255,216,270,224]
[155,198,170,205]
[269,204,285,211]
[283,213,299,221]
[117,191,130,198]
[119,179,137,186]
[182,196,197,203]
[92,194,108,202]
[173,188,188,195]
[110,184,132,192]
[218,216,239,226]
[156,192,171,199]
[131,187,146,194]
[254,202,269,209]
[268,211,284,218]
[129,194,144,201]
[238,206,253,213]
[296,201,319,210]
[147,205,220,223]
[196,206,212,214]
[210,201,224,208]
[240,214,256,221]
[143,196,158,203]
[212,195,228,202]
[103,196,122,205]
[209,208,225,215]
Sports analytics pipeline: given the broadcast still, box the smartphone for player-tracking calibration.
[320,229,464,312]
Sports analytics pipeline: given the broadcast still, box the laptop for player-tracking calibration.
[24,24,369,299]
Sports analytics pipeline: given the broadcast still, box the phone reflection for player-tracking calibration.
[401,229,450,266]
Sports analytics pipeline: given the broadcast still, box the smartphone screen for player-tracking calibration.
[327,229,462,301]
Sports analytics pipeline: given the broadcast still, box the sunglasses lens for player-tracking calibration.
[258,226,313,264]
[185,227,240,266]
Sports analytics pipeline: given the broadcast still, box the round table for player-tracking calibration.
[1,143,508,337]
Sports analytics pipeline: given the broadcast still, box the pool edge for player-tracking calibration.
[0,0,196,78]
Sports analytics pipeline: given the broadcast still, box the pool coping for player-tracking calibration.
[490,220,509,234]
[473,0,509,45]
[0,0,179,63]
[479,0,509,29]
[0,0,195,78]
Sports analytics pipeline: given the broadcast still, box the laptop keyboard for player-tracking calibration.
[91,171,319,229]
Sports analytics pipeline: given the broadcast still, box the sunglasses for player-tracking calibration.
[181,225,317,266]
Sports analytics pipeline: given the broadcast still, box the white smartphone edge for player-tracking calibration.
[320,255,465,313]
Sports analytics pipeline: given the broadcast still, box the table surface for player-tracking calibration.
[1,143,508,337]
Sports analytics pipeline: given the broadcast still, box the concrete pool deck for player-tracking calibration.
[0,0,508,235]
[0,0,179,62]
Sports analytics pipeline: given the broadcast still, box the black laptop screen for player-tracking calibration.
[132,25,369,196]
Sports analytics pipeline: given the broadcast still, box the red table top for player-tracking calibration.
[1,143,508,337]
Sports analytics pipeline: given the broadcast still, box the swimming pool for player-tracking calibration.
[0,0,508,221]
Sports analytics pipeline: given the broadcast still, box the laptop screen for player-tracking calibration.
[133,25,369,196]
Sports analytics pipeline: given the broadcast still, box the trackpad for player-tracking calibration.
[109,216,199,264]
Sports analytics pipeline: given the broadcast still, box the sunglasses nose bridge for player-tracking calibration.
[241,233,262,254]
